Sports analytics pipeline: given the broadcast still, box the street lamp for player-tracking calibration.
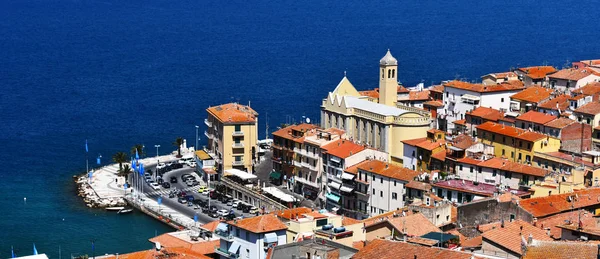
[155,145,160,159]
[195,125,200,151]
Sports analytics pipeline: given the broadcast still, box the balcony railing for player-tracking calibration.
[214,230,234,241]
[204,119,212,127]
[215,247,238,258]
[302,161,317,171]
[204,131,214,140]
[232,131,244,136]
[232,143,244,148]
[293,160,302,167]
[232,160,244,166]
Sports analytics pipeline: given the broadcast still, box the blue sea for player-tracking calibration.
[1,0,599,257]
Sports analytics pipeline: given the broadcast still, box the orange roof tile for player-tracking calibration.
[476,121,547,142]
[301,211,328,219]
[510,86,553,103]
[357,160,420,182]
[429,84,445,93]
[344,160,367,175]
[397,85,410,93]
[405,180,431,191]
[206,103,257,124]
[452,134,476,150]
[548,68,598,81]
[482,71,518,79]
[482,220,552,255]
[359,89,379,99]
[456,157,482,165]
[351,241,366,250]
[446,229,467,244]
[386,213,442,236]
[543,117,575,129]
[188,240,221,256]
[272,124,319,143]
[361,208,412,227]
[453,119,467,126]
[408,90,430,101]
[517,66,558,79]
[574,102,600,115]
[149,234,191,249]
[322,139,365,159]
[572,81,600,95]
[431,150,446,161]
[516,110,557,125]
[273,207,313,220]
[102,249,212,259]
[466,106,505,122]
[537,94,570,111]
[477,222,502,233]
[423,100,444,107]
[227,214,287,233]
[461,236,482,248]
[444,80,524,93]
[401,137,428,146]
[536,210,597,239]
[523,240,599,259]
[407,236,439,246]
[342,216,361,226]
[353,239,477,259]
[519,188,600,218]
[414,139,446,151]
[200,220,221,232]
[477,157,549,177]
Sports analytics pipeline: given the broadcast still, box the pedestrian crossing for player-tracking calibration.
[145,185,203,197]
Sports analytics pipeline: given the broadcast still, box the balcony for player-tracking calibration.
[204,131,214,140]
[302,161,317,171]
[204,119,212,127]
[215,247,238,259]
[295,176,319,188]
[232,143,244,148]
[305,151,319,160]
[232,160,244,166]
[232,131,244,136]
[214,230,234,241]
[293,160,302,167]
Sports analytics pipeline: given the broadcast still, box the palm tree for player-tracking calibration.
[173,137,184,157]
[112,152,127,171]
[118,164,132,177]
[131,144,145,158]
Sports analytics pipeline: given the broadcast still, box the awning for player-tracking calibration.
[216,223,229,232]
[326,193,341,202]
[328,182,341,190]
[264,233,278,244]
[262,187,296,203]
[461,94,480,101]
[224,169,257,180]
[341,172,355,180]
[330,156,341,163]
[269,171,282,179]
[228,242,241,254]
[340,185,354,193]
[449,146,463,151]
[420,232,458,243]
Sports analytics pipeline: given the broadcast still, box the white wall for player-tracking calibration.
[402,144,418,171]
[359,169,406,216]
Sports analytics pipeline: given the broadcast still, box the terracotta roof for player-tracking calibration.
[461,236,482,248]
[405,180,432,191]
[414,139,446,151]
[301,211,328,219]
[477,157,549,177]
[466,106,505,122]
[537,94,570,111]
[397,85,410,93]
[476,121,548,142]
[444,80,524,93]
[227,214,287,233]
[452,134,476,150]
[456,157,482,165]
[206,103,257,124]
[401,137,428,146]
[548,68,598,81]
[149,233,191,248]
[408,90,430,101]
[482,220,552,255]
[102,249,211,259]
[273,207,313,220]
[200,220,220,232]
[574,102,600,115]
[386,214,442,236]
[433,179,529,197]
[407,236,439,246]
[423,100,444,107]
[572,82,600,95]
[536,210,597,239]
[482,71,518,80]
[496,192,522,203]
[516,110,557,125]
[517,66,558,79]
[519,188,600,218]
[477,222,502,233]
[353,239,477,259]
[361,208,412,227]
[272,124,319,143]
[523,240,599,259]
[429,84,444,93]
[322,139,365,159]
[446,229,467,244]
[343,161,362,175]
[453,119,467,126]
[357,160,420,182]
[342,216,361,226]
[543,117,575,129]
[359,89,379,99]
[510,86,553,103]
[431,150,446,161]
[352,241,366,250]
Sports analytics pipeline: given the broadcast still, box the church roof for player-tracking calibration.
[345,96,408,116]
[380,49,398,66]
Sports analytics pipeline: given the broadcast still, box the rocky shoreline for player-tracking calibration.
[74,174,127,208]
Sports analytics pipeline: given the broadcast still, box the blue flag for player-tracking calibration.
[88,171,93,180]
[33,243,38,255]
[194,214,198,222]
[157,197,162,205]
[139,163,144,176]
[135,149,139,160]
[124,183,128,189]
[96,155,101,165]
[85,139,89,153]
[11,246,15,258]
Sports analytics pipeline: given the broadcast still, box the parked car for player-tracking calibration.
[150,182,160,190]
[249,206,259,215]
[170,177,177,183]
[197,186,207,193]
[177,197,187,204]
[226,200,233,206]
[186,195,195,202]
[207,211,218,218]
[242,205,251,213]
[157,178,164,184]
[156,163,167,170]
[186,160,197,167]
[162,182,170,188]
[223,213,236,221]
[232,200,241,208]
[217,209,229,217]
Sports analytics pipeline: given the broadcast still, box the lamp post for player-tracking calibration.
[195,125,200,151]
[155,145,160,159]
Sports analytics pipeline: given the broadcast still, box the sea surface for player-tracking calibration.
[1,0,599,257]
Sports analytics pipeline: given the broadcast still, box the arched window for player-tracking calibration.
[381,69,384,79]
[392,69,395,78]
[388,69,391,78]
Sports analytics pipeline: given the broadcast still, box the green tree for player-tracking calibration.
[112,151,127,171]
[131,144,145,158]
[118,164,132,177]
[173,137,184,157]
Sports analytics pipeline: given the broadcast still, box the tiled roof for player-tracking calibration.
[482,220,552,255]
[482,71,518,80]
[510,86,553,103]
[574,102,600,115]
[461,236,482,248]
[477,222,502,233]
[466,106,505,122]
[516,110,557,125]
[352,241,366,250]
[322,139,365,159]
[477,157,549,177]
[359,89,379,99]
[456,157,482,165]
[572,82,600,95]
[414,139,446,151]
[408,90,430,101]
[357,160,421,182]
[353,239,477,259]
[206,103,257,124]
[428,84,444,93]
[433,179,529,197]
[102,249,211,259]
[517,66,558,79]
[407,236,439,246]
[402,137,428,146]
[476,121,548,142]
[541,151,597,168]
[536,210,597,239]
[453,119,467,126]
[423,100,444,107]
[200,220,221,232]
[342,216,361,226]
[519,188,600,218]
[548,68,598,81]
[397,85,410,93]
[431,150,446,161]
[543,117,575,129]
[149,233,191,248]
[444,80,524,93]
[273,207,313,220]
[343,161,363,175]
[227,214,287,233]
[537,94,570,111]
[272,124,319,143]
[362,208,412,227]
[523,240,599,259]
[452,134,476,150]
[382,213,441,236]
[405,180,431,191]
[301,211,328,219]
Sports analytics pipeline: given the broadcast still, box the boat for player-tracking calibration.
[106,206,125,211]
[117,208,133,214]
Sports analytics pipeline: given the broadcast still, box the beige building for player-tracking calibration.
[284,210,342,243]
[204,102,258,176]
[320,50,431,164]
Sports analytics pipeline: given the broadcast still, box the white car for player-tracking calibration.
[186,161,197,167]
[217,209,229,217]
[156,163,166,169]
[150,182,161,190]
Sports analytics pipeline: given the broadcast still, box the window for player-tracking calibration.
[245,231,250,240]
[392,192,397,200]
[527,143,531,149]
[412,150,415,157]
[503,136,506,143]
[372,188,375,195]
[394,180,397,186]
[511,151,514,158]
[372,175,375,181]
[492,134,496,141]
[519,141,522,147]
[502,149,505,156]
[236,228,240,237]
[457,192,463,203]
[505,171,512,179]
[470,166,473,173]
[234,125,241,132]
[493,170,497,177]
[501,98,504,102]
[380,177,383,184]
[380,191,383,197]
[316,219,328,227]
[459,164,463,171]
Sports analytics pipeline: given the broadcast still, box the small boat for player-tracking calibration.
[117,208,133,214]
[106,206,125,211]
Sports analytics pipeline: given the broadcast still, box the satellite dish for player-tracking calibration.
[306,117,311,123]
[155,242,161,251]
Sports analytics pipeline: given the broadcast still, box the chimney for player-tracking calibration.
[528,234,533,244]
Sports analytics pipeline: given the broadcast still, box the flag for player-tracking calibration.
[194,214,198,222]
[11,246,15,258]
[135,148,139,160]
[85,139,89,153]
[158,197,162,205]
[33,243,38,255]
[124,183,128,189]
[139,163,145,176]
[96,155,101,165]
[88,171,93,180]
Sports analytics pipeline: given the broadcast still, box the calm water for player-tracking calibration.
[1,0,599,257]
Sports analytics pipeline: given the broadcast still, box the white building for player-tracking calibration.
[454,157,549,190]
[547,68,600,93]
[215,214,287,259]
[441,80,524,132]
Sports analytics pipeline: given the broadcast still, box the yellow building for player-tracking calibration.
[320,50,431,165]
[285,211,342,243]
[204,103,258,175]
[476,121,561,164]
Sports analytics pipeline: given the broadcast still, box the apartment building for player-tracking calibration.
[271,124,319,189]
[214,214,287,259]
[547,68,600,92]
[513,66,557,86]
